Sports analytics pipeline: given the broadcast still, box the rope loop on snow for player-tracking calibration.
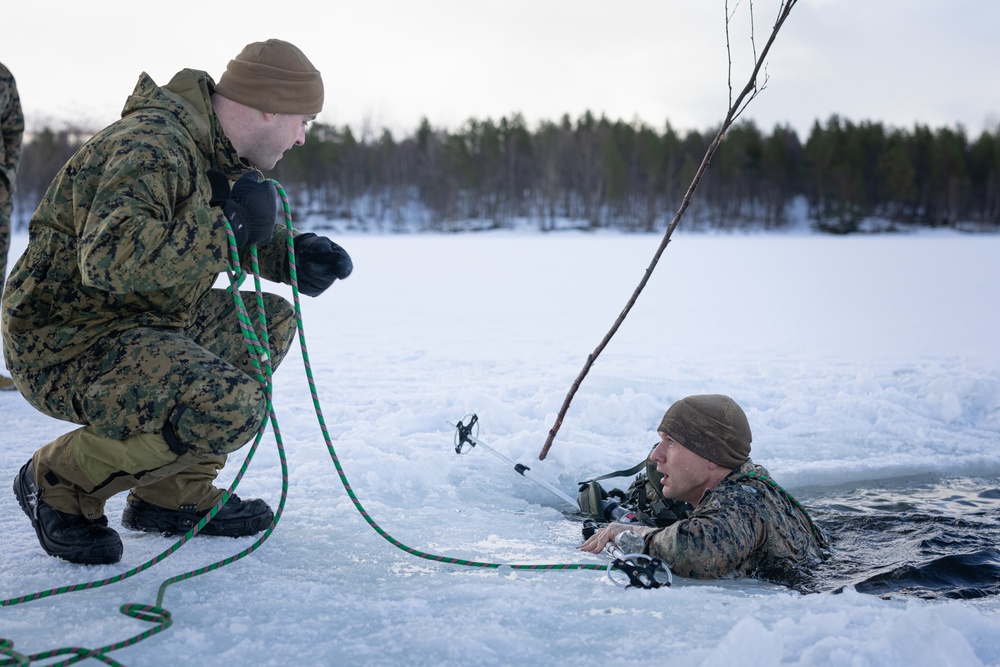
[0,181,293,664]
[1,178,619,666]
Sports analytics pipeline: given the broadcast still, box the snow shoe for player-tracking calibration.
[121,491,273,537]
[13,459,123,565]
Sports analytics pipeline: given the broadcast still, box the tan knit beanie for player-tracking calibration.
[215,39,324,115]
[658,394,752,469]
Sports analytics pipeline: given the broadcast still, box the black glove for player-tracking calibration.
[208,169,279,247]
[294,233,353,297]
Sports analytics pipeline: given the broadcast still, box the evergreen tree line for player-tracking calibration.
[13,113,1000,233]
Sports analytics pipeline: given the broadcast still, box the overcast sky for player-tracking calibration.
[4,0,998,140]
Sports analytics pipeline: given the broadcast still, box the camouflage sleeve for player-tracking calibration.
[1,66,24,186]
[644,491,767,579]
[77,124,229,293]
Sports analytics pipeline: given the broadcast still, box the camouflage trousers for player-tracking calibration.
[20,288,296,519]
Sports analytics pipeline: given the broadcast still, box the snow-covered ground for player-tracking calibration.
[2,229,999,666]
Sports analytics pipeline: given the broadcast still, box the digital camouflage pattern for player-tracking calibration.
[27,289,296,517]
[3,68,296,369]
[1,68,302,516]
[1,61,24,288]
[644,460,829,583]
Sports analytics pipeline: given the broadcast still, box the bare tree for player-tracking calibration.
[539,0,799,459]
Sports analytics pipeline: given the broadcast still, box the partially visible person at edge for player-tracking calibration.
[0,61,24,392]
[580,394,829,585]
[4,39,353,565]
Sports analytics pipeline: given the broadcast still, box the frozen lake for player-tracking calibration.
[2,229,999,665]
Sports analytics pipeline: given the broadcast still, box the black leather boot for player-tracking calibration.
[13,459,123,565]
[121,491,273,537]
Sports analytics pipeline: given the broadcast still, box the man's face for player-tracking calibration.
[649,432,713,506]
[243,113,315,170]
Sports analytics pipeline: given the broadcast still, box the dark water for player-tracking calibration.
[801,475,1000,599]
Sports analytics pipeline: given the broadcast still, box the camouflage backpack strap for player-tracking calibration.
[578,460,648,487]
[740,470,828,546]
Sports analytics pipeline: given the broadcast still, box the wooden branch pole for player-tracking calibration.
[538,0,798,460]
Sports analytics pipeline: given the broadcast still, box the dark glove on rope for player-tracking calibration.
[294,233,353,297]
[208,169,279,248]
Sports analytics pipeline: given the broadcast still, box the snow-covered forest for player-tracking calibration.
[13,113,1000,235]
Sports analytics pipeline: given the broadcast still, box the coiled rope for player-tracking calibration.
[0,180,610,666]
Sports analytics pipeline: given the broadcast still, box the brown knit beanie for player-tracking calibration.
[214,39,324,115]
[658,394,752,469]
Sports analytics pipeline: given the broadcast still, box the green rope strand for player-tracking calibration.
[280,188,607,574]
[1,179,611,666]
[0,214,287,666]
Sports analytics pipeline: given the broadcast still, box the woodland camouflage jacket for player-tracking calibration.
[1,62,24,189]
[644,460,828,582]
[2,69,295,369]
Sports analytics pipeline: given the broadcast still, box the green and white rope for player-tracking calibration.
[0,211,286,666]
[0,180,609,666]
